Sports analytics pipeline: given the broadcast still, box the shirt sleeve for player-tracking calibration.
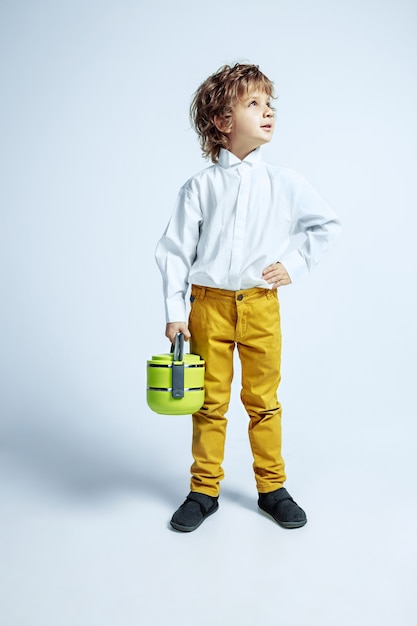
[279,172,342,282]
[155,183,202,323]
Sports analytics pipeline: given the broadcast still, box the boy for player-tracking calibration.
[156,63,341,532]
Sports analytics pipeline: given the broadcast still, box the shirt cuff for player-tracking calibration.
[279,249,309,283]
[165,298,187,324]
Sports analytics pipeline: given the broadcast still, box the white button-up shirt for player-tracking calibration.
[156,147,341,322]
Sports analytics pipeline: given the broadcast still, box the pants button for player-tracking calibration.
[237,294,244,301]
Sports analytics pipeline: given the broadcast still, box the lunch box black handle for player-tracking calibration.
[171,332,184,362]
[171,332,185,399]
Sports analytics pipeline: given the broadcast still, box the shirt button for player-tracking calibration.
[237,294,244,301]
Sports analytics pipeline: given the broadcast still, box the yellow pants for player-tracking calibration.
[188,285,286,497]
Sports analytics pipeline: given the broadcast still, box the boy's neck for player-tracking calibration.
[228,146,258,161]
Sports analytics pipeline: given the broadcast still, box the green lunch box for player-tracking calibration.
[147,333,205,415]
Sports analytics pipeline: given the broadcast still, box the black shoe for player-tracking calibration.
[170,492,219,532]
[258,487,307,529]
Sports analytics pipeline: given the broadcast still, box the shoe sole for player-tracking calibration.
[170,503,219,532]
[258,504,307,529]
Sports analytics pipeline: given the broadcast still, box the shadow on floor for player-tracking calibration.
[2,407,185,507]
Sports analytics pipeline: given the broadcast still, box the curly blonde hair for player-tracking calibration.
[190,63,276,163]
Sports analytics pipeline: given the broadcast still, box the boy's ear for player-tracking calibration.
[214,115,231,134]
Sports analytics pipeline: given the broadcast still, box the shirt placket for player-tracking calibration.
[228,165,251,289]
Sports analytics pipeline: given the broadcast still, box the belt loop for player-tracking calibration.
[192,285,206,300]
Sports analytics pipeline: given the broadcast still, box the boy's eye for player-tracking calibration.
[249,100,272,107]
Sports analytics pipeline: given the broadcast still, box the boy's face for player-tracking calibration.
[222,90,275,160]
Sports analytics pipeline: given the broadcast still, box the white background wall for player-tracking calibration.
[1,1,416,625]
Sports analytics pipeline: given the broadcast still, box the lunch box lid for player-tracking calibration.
[148,352,203,365]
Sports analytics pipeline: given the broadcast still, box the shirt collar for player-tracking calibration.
[217,147,263,169]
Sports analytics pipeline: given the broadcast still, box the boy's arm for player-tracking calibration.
[155,183,202,328]
[278,173,342,282]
